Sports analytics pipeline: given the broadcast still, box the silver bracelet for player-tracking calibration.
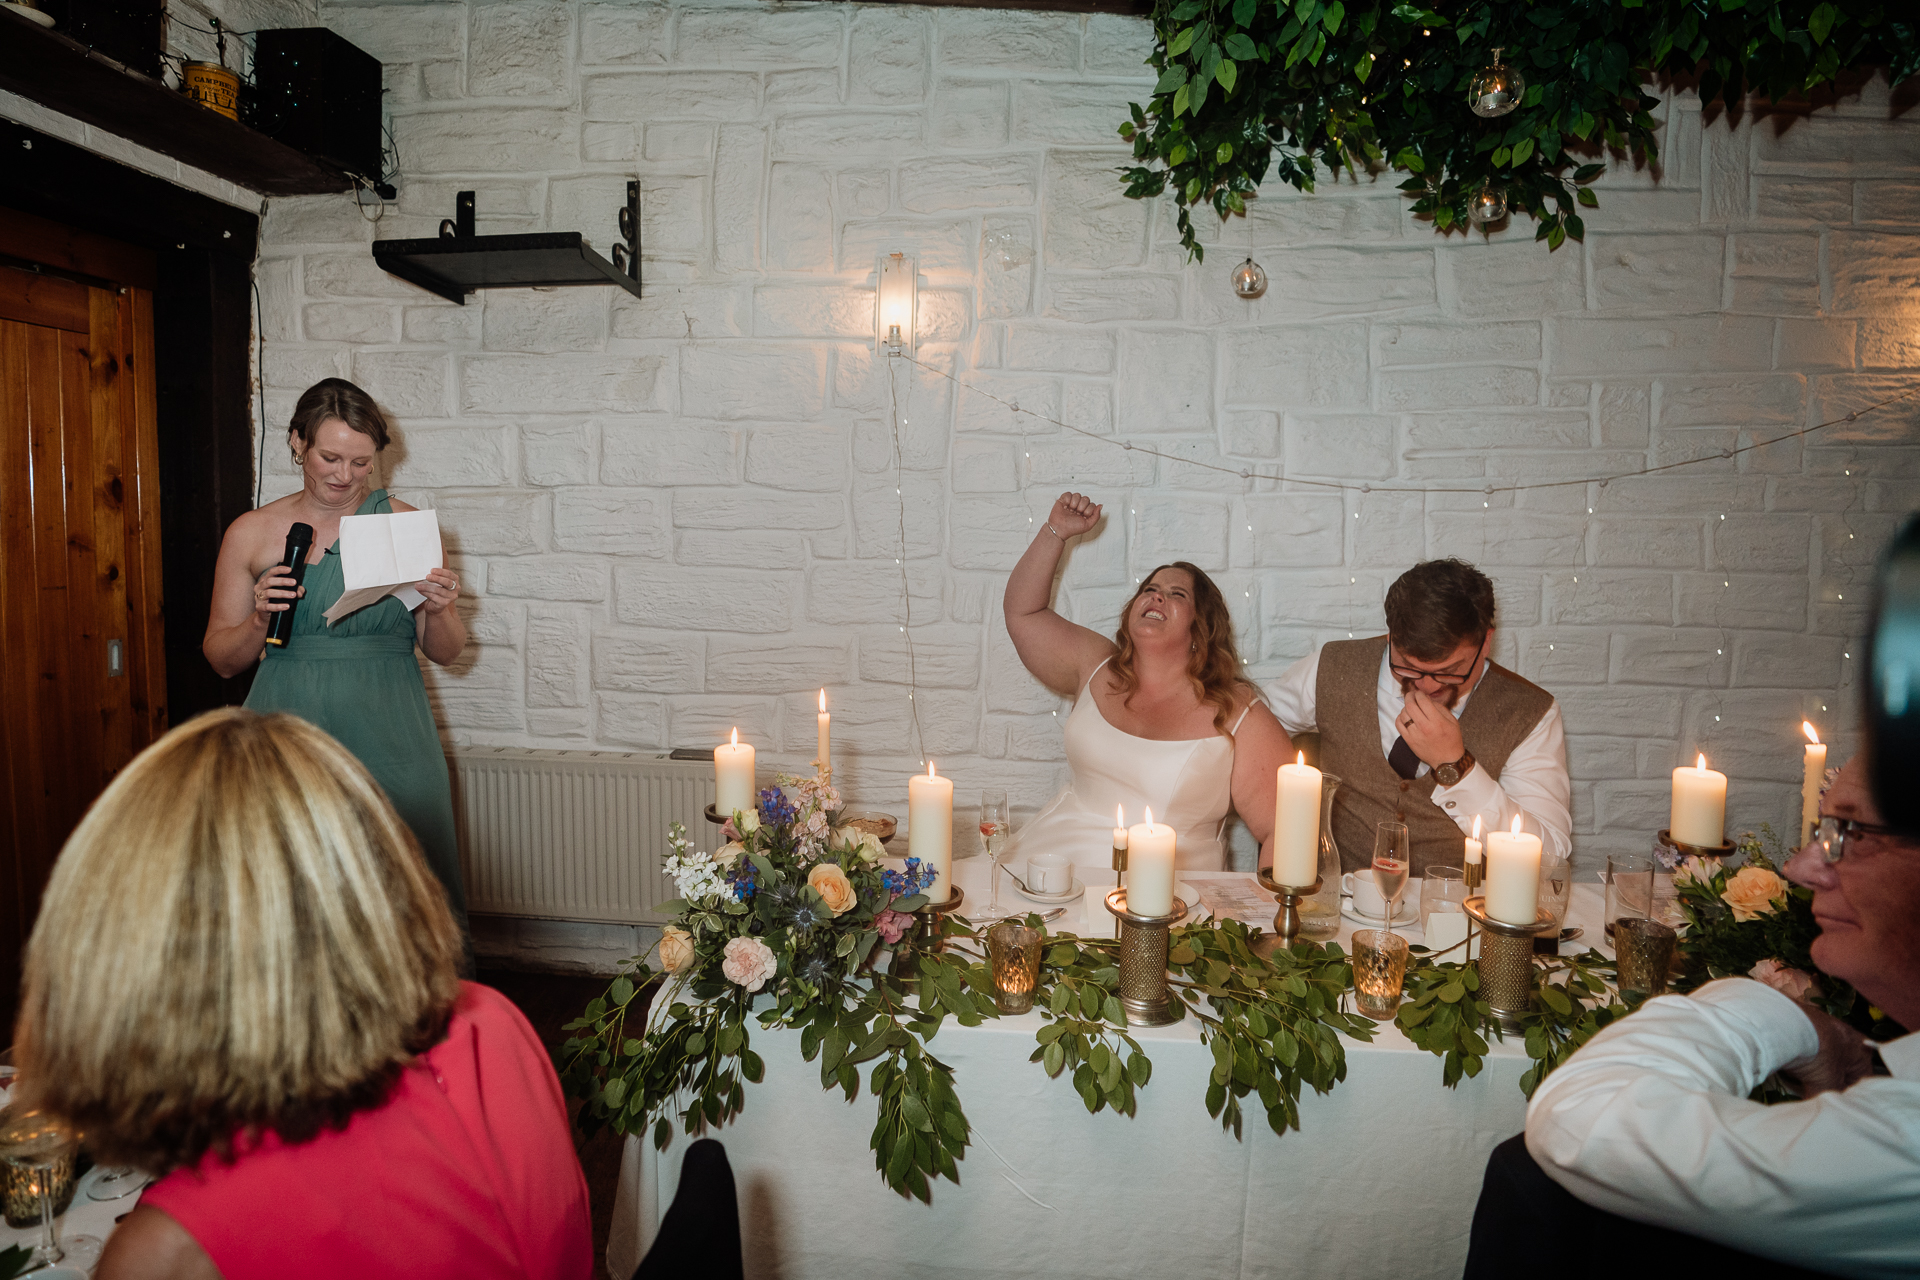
[1044,522,1067,542]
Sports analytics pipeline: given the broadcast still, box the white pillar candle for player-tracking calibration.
[1273,751,1323,886]
[1483,815,1542,926]
[816,689,831,775]
[1112,805,1128,851]
[714,728,755,817]
[1800,722,1827,843]
[1464,814,1484,868]
[1670,752,1727,848]
[907,761,954,902]
[1126,807,1177,917]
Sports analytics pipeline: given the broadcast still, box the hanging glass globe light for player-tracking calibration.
[1467,185,1509,227]
[1231,257,1268,299]
[1469,48,1525,118]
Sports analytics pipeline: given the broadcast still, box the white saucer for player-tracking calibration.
[1016,875,1083,905]
[2,3,56,27]
[1342,898,1419,929]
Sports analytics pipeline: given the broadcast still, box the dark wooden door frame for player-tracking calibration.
[1,117,261,722]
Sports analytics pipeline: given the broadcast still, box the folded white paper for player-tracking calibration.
[324,509,442,625]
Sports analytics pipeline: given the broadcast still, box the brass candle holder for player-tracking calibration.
[1656,828,1734,860]
[1112,840,1128,889]
[1104,887,1187,1026]
[890,886,965,989]
[1462,896,1556,1032]
[1249,866,1323,961]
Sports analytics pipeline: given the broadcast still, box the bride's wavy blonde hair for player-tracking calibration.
[1107,561,1250,741]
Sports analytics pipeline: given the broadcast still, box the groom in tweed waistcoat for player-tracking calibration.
[1263,559,1572,876]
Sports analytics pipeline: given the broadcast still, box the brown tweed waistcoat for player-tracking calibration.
[1314,635,1554,876]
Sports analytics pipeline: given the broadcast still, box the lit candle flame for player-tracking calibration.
[927,761,936,778]
[730,727,738,746]
[1295,749,1305,766]
[1144,806,1155,827]
[1802,720,1820,745]
[1116,804,1125,828]
[1471,814,1482,840]
[1697,752,1707,771]
[1510,814,1523,835]
[819,688,826,713]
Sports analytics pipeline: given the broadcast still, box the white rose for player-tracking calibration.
[721,936,778,993]
[738,810,759,835]
[854,832,886,863]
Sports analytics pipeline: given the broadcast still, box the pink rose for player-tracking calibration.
[875,909,912,945]
[1749,958,1821,1002]
[721,936,778,993]
[1720,866,1788,923]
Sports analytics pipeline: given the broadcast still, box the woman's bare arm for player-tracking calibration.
[97,1206,222,1280]
[388,499,468,666]
[1002,492,1118,699]
[1228,696,1293,870]
[202,511,292,679]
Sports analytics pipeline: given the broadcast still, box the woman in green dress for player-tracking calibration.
[203,378,469,935]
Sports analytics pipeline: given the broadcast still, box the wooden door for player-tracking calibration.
[0,239,166,1026]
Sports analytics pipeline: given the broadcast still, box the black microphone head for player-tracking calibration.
[285,521,315,551]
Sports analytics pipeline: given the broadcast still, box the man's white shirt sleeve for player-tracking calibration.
[1526,978,1920,1280]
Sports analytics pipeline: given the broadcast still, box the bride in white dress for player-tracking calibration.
[1004,491,1292,875]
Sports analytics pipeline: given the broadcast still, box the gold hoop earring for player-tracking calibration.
[292,451,304,466]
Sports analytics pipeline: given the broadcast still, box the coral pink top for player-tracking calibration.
[143,982,593,1280]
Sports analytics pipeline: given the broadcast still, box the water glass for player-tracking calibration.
[1615,918,1678,995]
[1605,854,1655,940]
[1418,866,1466,931]
[1535,850,1572,935]
[986,921,1043,1015]
[1351,928,1410,1021]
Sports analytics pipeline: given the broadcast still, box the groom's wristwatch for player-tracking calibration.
[1433,751,1476,787]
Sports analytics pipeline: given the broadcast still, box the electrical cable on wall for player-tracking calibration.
[887,352,928,767]
[252,275,267,509]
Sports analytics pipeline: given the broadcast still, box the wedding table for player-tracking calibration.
[607,862,1610,1280]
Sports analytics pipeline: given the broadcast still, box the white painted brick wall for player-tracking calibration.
[238,0,1920,877]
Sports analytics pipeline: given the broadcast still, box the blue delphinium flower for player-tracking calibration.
[880,857,937,897]
[725,859,757,902]
[757,786,798,829]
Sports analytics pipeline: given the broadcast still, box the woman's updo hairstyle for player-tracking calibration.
[289,378,392,452]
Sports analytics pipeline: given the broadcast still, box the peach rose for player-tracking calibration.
[808,862,857,916]
[716,840,746,866]
[658,925,695,975]
[1749,958,1820,1001]
[1720,865,1788,923]
[721,936,777,993]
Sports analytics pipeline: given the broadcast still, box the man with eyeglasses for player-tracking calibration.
[1262,558,1571,873]
[1463,754,1920,1278]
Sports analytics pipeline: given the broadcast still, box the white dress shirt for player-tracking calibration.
[1262,645,1572,858]
[1527,978,1920,1279]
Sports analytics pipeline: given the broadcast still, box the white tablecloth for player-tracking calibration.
[608,864,1609,1280]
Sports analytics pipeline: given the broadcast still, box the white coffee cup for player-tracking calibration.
[1342,871,1402,921]
[1027,854,1071,894]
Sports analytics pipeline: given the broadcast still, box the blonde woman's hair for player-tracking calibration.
[16,709,463,1174]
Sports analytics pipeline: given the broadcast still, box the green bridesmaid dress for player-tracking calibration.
[244,489,468,930]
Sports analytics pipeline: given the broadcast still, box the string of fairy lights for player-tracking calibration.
[878,348,1913,768]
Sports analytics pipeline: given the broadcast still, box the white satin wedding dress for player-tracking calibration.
[1012,658,1251,872]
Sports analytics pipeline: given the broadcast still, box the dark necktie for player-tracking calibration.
[1388,735,1421,781]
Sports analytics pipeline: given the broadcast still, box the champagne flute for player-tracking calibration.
[980,790,1010,914]
[1371,821,1412,940]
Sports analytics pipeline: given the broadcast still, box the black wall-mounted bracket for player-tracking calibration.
[373,182,642,305]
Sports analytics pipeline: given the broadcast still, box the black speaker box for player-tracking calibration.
[250,28,383,180]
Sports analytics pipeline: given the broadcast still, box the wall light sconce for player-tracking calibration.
[876,252,916,355]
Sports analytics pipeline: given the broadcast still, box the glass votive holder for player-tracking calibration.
[986,920,1043,1015]
[0,1107,77,1228]
[1350,928,1410,1021]
[1605,853,1655,940]
[1614,918,1678,996]
[1418,865,1466,931]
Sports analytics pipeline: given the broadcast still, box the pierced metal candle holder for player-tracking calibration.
[1104,888,1187,1027]
[1462,896,1556,1032]
[1656,828,1735,860]
[1249,867,1323,961]
[890,886,965,990]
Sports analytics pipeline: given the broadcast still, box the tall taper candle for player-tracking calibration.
[1112,805,1129,852]
[816,689,831,775]
[1463,814,1484,891]
[715,728,755,817]
[908,761,954,902]
[1483,815,1542,926]
[1801,722,1827,843]
[1126,807,1177,917]
[1273,750,1323,885]
[1670,753,1727,848]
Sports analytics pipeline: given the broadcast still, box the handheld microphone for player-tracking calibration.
[263,522,315,648]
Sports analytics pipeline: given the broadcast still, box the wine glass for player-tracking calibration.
[980,790,1010,914]
[1371,821,1412,940]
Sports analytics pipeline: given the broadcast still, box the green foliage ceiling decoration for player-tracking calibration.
[1118,0,1920,259]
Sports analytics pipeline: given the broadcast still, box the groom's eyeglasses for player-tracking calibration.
[1388,635,1486,688]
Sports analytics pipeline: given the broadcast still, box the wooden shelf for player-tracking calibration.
[0,8,351,197]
